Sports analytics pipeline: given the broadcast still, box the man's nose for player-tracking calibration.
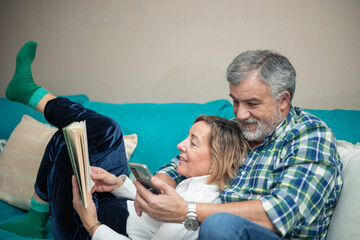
[236,106,251,121]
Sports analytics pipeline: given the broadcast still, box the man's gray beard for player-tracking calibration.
[238,108,283,142]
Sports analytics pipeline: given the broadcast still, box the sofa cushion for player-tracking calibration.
[0,115,138,211]
[84,99,234,173]
[326,140,360,239]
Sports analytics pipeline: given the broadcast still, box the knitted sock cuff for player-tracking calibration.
[28,88,49,109]
[30,197,49,213]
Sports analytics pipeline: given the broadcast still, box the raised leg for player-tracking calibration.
[35,98,129,239]
[0,41,53,238]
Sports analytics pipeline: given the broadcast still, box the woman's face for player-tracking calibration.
[176,121,213,178]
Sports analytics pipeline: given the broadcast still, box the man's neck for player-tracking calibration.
[249,140,264,149]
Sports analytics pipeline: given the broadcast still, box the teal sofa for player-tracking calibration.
[0,94,359,240]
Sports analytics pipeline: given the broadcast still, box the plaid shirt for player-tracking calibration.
[157,107,343,239]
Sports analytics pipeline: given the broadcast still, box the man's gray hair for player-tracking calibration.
[226,50,296,102]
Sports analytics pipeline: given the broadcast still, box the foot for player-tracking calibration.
[0,208,49,238]
[6,41,49,109]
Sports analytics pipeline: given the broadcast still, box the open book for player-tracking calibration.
[62,121,94,209]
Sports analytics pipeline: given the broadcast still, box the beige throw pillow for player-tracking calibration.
[0,115,137,211]
[124,133,137,160]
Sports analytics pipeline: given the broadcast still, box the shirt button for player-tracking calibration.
[241,171,245,175]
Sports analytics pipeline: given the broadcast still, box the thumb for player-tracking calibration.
[151,177,174,195]
[72,175,81,200]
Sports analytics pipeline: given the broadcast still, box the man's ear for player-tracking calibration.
[278,91,290,112]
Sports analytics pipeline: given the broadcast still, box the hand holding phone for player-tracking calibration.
[128,162,161,194]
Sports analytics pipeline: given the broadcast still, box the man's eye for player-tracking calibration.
[190,141,197,147]
[247,102,258,107]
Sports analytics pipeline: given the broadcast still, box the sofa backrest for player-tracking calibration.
[1,96,359,172]
[305,108,360,145]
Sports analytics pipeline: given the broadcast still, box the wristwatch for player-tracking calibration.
[184,202,199,231]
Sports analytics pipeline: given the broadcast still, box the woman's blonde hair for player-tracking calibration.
[194,115,249,191]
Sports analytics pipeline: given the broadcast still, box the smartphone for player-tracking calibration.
[128,162,161,194]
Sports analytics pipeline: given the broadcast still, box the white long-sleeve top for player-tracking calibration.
[92,175,221,240]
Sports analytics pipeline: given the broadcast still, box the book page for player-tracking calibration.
[62,121,93,209]
[73,128,88,208]
[80,122,95,195]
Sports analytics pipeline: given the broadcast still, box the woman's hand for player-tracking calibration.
[72,175,100,235]
[90,166,123,193]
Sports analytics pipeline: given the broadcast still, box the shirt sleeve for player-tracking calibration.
[111,175,137,200]
[152,223,199,240]
[155,156,187,184]
[92,224,130,240]
[259,122,342,236]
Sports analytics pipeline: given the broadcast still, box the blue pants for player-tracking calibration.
[34,98,129,240]
[199,213,282,240]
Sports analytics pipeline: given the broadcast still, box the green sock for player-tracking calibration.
[0,197,50,238]
[5,41,49,109]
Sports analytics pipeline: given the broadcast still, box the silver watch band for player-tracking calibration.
[188,202,197,213]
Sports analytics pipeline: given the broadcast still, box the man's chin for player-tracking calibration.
[240,126,257,138]
[240,122,257,129]
[241,130,267,142]
[243,135,262,142]
[239,124,256,134]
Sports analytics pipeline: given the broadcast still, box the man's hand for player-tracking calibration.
[90,166,123,193]
[72,176,100,234]
[134,177,187,223]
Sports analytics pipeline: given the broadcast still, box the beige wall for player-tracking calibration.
[1,0,359,110]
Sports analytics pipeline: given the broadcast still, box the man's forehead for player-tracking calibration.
[229,93,261,102]
[229,80,271,100]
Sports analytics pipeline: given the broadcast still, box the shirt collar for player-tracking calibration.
[257,106,296,147]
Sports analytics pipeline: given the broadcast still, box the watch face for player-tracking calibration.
[185,216,199,231]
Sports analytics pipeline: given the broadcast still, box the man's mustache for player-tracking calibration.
[238,118,258,125]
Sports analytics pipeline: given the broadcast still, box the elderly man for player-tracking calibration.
[134,50,343,239]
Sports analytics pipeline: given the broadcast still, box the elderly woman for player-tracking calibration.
[73,114,248,239]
